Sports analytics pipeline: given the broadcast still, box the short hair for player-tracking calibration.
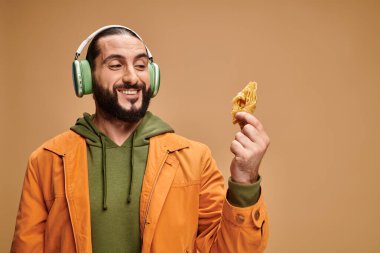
[85,27,139,71]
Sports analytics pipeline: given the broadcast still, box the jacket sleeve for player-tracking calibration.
[11,152,48,253]
[195,146,269,253]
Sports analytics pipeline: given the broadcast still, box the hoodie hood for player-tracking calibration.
[70,111,173,147]
[70,111,174,209]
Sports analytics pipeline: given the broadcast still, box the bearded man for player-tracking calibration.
[11,25,270,253]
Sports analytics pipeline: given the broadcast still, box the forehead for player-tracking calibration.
[96,34,146,58]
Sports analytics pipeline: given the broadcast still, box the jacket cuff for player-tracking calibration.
[227,176,261,207]
[222,190,266,229]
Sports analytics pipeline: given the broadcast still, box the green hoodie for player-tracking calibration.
[70,111,173,253]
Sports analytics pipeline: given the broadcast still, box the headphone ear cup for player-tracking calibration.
[72,60,84,97]
[72,60,93,97]
[79,60,93,95]
[148,62,160,97]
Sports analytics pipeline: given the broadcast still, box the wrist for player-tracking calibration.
[231,171,259,184]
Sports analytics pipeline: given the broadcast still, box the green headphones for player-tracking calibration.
[72,25,160,98]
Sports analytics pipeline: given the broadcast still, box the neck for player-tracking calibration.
[92,108,141,146]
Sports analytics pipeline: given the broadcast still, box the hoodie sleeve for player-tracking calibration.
[227,176,261,207]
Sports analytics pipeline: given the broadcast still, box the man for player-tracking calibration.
[11,26,270,252]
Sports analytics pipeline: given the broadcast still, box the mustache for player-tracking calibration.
[114,83,145,90]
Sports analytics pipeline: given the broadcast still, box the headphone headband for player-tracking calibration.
[74,25,153,60]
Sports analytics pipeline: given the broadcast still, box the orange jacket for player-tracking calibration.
[11,131,268,252]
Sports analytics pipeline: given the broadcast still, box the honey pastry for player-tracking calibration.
[231,81,257,124]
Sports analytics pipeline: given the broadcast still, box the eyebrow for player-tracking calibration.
[135,52,149,60]
[102,53,149,64]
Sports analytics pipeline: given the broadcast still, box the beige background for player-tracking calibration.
[1,0,380,252]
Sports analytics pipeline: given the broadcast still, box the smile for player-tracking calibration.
[118,89,139,95]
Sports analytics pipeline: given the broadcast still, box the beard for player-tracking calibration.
[93,80,151,123]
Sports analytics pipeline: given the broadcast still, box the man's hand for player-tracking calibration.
[230,112,270,184]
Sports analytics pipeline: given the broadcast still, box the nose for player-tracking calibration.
[122,66,139,85]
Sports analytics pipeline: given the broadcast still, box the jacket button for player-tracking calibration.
[254,209,260,221]
[236,214,245,224]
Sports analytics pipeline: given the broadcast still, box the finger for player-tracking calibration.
[230,139,245,156]
[234,132,253,149]
[235,112,264,131]
[241,124,267,147]
[236,112,270,145]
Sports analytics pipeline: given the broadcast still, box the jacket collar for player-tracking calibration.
[43,131,189,155]
[43,131,84,156]
[151,132,190,153]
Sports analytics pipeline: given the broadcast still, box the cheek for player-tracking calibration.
[141,71,151,88]
[96,71,121,89]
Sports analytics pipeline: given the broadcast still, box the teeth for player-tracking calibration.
[121,90,138,95]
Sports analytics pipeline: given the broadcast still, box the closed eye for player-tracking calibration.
[105,57,124,70]
[109,63,123,70]
[135,64,146,70]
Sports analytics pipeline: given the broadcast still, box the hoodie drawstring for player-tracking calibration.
[127,131,136,204]
[99,135,108,210]
[82,115,108,210]
[99,129,135,208]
